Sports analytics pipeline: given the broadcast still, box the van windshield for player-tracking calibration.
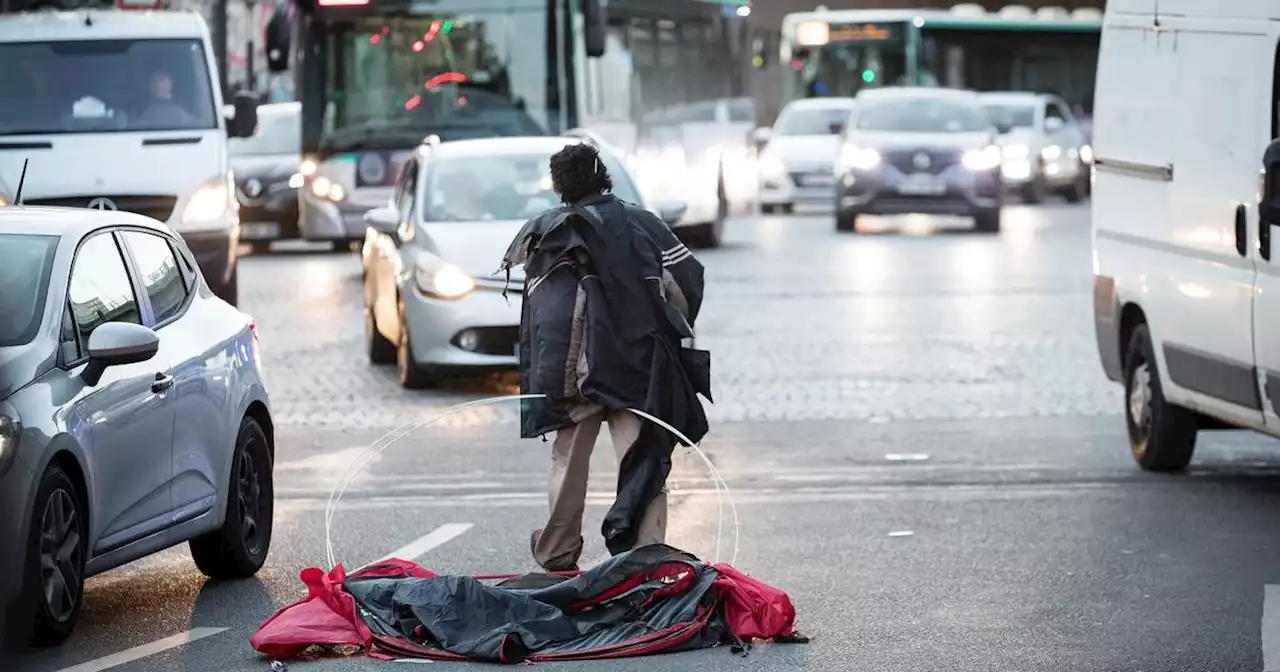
[0,39,218,136]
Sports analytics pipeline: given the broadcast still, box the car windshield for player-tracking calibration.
[773,106,853,136]
[423,148,640,222]
[0,39,218,136]
[0,234,59,347]
[982,103,1036,129]
[322,10,552,150]
[856,98,991,133]
[230,106,300,156]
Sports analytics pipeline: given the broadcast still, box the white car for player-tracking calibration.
[978,91,1091,204]
[1091,0,1280,471]
[755,97,858,214]
[360,135,686,388]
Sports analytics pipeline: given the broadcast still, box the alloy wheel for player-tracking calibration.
[1128,362,1153,439]
[237,445,265,556]
[40,488,82,623]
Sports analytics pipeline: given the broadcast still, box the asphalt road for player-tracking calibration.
[13,203,1280,672]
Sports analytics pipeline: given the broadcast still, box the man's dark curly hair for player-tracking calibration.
[549,142,613,204]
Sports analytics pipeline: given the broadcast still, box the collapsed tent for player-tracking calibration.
[251,544,807,664]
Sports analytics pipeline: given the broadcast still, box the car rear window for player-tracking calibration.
[0,233,59,347]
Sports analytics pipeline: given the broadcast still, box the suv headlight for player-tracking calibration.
[0,403,21,477]
[962,145,1002,171]
[839,145,881,171]
[180,174,237,230]
[414,258,475,300]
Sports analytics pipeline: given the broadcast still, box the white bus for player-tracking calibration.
[778,4,1102,121]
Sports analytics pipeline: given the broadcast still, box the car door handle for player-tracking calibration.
[151,373,175,393]
[1236,204,1248,258]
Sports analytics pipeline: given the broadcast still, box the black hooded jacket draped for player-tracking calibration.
[499,193,712,554]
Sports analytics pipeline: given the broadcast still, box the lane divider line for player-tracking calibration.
[366,522,474,569]
[53,627,229,672]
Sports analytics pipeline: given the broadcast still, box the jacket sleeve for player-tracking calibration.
[635,209,705,326]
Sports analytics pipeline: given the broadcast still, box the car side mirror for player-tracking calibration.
[1045,117,1064,133]
[229,91,259,139]
[365,206,401,235]
[81,322,159,387]
[658,200,688,226]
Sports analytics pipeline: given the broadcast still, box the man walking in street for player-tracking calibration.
[500,142,712,572]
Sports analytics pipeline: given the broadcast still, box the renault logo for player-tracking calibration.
[912,152,932,170]
[86,197,118,211]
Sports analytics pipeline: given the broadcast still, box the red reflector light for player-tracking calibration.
[318,0,370,6]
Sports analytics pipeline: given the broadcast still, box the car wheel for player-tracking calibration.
[13,465,87,647]
[761,204,777,215]
[780,203,794,215]
[365,305,396,365]
[1063,165,1089,203]
[189,416,273,578]
[1124,324,1198,471]
[835,209,858,232]
[974,208,1001,233]
[1020,171,1047,204]
[397,297,434,389]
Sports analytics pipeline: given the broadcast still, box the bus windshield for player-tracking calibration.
[322,10,551,150]
[791,23,909,98]
[0,39,218,136]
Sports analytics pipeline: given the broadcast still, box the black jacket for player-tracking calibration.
[500,193,711,554]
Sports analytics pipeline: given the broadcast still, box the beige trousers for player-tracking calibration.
[532,410,668,571]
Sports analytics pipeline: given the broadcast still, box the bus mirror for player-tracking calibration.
[583,0,606,57]
[265,8,290,73]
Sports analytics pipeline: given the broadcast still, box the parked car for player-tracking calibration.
[228,101,302,253]
[755,97,858,214]
[0,206,273,648]
[833,87,1004,233]
[978,91,1090,203]
[1091,0,1280,471]
[361,134,686,388]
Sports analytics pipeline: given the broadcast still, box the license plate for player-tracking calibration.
[897,175,946,195]
[242,222,280,239]
[798,173,835,187]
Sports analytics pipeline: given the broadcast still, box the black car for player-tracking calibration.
[229,102,301,253]
[833,88,1005,233]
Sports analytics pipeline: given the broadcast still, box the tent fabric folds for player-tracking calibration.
[251,544,804,664]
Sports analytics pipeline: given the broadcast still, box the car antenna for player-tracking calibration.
[12,158,30,207]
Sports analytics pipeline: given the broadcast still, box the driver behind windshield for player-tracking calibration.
[136,65,197,128]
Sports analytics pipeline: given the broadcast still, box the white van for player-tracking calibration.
[0,3,258,305]
[1092,0,1280,470]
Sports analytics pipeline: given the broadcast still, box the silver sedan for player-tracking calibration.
[0,207,274,649]
[361,135,686,388]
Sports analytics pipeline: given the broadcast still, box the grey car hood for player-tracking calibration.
[421,219,529,283]
[847,130,995,151]
[0,344,53,401]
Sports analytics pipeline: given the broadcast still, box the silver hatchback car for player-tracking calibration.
[0,207,274,649]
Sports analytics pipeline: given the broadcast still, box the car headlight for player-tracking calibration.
[962,145,1002,171]
[309,176,346,202]
[0,403,21,477]
[180,174,236,230]
[1041,145,1063,161]
[1001,144,1030,159]
[1079,144,1094,164]
[839,145,881,171]
[758,152,786,177]
[415,259,475,300]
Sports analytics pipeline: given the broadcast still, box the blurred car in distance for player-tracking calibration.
[833,87,1004,233]
[979,91,1091,203]
[228,101,302,253]
[360,135,686,388]
[756,97,858,214]
[0,206,273,649]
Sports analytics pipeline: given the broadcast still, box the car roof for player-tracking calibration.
[781,97,858,112]
[429,136,617,159]
[0,9,210,42]
[856,87,980,102]
[0,206,172,239]
[977,91,1049,105]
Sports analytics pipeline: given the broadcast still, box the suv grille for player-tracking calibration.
[884,149,962,176]
[25,195,178,222]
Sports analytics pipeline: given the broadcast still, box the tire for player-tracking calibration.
[761,204,777,215]
[189,416,274,579]
[396,297,434,389]
[835,209,858,232]
[1063,165,1089,203]
[1020,171,1047,204]
[780,203,794,215]
[12,465,88,647]
[365,306,396,365]
[974,208,1001,233]
[1124,323,1198,471]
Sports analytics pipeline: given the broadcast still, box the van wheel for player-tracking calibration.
[1124,324,1198,471]
[13,465,87,647]
[190,417,273,578]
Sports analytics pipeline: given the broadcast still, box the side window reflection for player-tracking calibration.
[68,233,141,353]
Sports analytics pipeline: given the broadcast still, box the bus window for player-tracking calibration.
[798,22,907,97]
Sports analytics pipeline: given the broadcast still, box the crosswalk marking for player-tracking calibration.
[52,627,228,672]
[369,522,474,568]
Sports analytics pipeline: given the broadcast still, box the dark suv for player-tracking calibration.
[833,88,1004,233]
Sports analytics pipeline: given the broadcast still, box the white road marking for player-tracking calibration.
[888,530,915,537]
[372,522,473,566]
[53,627,229,672]
[1263,584,1280,671]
